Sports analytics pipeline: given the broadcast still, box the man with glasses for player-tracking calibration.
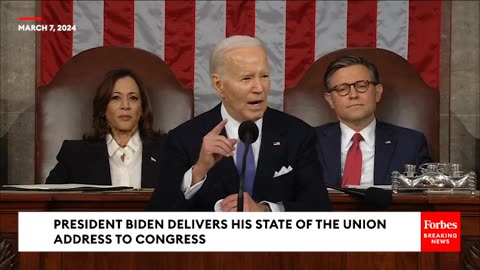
[315,55,431,187]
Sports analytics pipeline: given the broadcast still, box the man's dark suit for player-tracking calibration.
[147,104,331,211]
[315,121,431,187]
[46,136,166,188]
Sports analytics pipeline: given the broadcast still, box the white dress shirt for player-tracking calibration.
[106,130,143,189]
[340,119,376,186]
[181,104,283,211]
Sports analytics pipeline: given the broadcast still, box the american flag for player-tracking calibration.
[40,0,441,115]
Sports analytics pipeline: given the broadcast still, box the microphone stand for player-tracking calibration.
[325,184,392,210]
[325,184,366,198]
[237,143,251,212]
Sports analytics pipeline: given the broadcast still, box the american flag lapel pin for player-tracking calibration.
[273,142,281,146]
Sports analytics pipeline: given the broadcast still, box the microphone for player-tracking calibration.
[326,184,392,210]
[237,121,259,212]
[238,121,259,144]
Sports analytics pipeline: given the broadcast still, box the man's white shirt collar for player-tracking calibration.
[340,118,376,150]
[220,104,263,140]
[220,104,262,165]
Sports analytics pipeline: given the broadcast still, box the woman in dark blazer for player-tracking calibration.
[46,69,166,188]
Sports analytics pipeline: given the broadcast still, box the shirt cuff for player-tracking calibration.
[214,199,223,212]
[181,166,206,200]
[259,201,285,212]
[214,200,284,212]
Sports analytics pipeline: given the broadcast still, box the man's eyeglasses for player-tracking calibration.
[328,80,377,96]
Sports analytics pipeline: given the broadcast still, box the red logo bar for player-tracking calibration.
[421,212,461,252]
[18,17,43,21]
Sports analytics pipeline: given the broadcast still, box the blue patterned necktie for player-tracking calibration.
[236,140,256,195]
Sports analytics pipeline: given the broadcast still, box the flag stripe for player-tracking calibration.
[72,0,103,56]
[103,0,134,46]
[256,1,286,111]
[315,0,347,59]
[40,0,443,116]
[408,1,441,89]
[226,0,255,37]
[347,0,377,47]
[164,1,195,89]
[194,1,226,115]
[134,1,165,59]
[40,0,74,86]
[285,0,316,89]
[377,0,409,59]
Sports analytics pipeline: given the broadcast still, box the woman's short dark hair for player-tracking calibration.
[324,55,379,90]
[84,69,158,142]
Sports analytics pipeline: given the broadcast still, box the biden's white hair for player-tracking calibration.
[209,35,266,76]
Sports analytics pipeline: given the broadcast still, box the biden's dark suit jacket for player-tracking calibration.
[315,121,431,187]
[46,135,166,188]
[147,104,331,211]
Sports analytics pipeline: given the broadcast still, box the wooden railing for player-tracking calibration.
[0,191,478,270]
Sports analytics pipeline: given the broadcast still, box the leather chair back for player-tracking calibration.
[284,48,439,161]
[36,46,193,183]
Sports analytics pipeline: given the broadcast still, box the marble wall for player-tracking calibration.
[0,1,479,184]
[450,1,480,175]
[0,1,36,184]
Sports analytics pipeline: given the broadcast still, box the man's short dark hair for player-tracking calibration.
[324,55,379,90]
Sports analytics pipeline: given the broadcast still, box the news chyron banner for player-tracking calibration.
[18,212,460,252]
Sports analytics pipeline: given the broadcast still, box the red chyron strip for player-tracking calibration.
[421,212,461,252]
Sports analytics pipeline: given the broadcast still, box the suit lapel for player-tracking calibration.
[92,142,112,185]
[254,109,287,198]
[374,121,397,185]
[141,143,157,188]
[322,123,342,186]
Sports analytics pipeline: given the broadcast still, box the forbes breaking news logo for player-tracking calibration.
[421,212,461,252]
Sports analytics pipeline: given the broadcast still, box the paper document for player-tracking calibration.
[345,185,392,190]
[0,184,133,192]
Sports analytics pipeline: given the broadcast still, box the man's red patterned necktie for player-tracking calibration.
[342,133,363,187]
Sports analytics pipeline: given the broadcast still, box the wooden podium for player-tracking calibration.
[0,191,479,270]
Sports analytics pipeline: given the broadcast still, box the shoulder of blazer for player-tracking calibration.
[142,135,167,160]
[60,139,103,153]
[169,104,222,137]
[144,133,167,146]
[266,107,310,126]
[263,107,315,136]
[61,139,88,147]
[376,120,426,139]
[315,121,340,137]
[55,140,107,166]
